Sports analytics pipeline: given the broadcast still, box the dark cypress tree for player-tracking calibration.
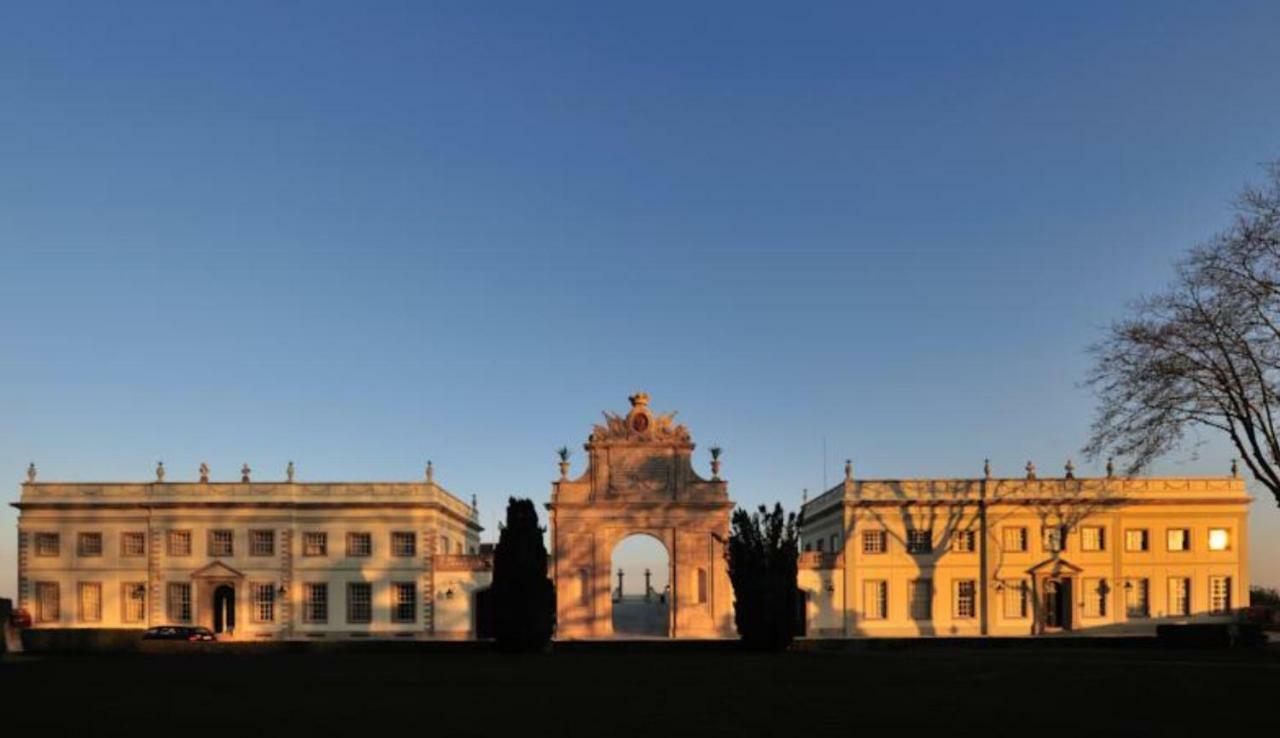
[491,497,556,651]
[726,503,799,650]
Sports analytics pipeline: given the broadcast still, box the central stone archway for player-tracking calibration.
[549,394,735,639]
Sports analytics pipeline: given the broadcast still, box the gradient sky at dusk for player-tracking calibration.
[3,1,1280,596]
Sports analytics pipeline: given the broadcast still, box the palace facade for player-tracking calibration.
[9,395,1256,640]
[13,464,487,639]
[798,462,1252,636]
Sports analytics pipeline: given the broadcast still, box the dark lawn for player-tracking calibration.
[2,644,1277,736]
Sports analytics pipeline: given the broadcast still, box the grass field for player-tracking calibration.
[3,644,1277,735]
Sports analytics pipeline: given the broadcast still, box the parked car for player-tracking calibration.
[142,626,216,642]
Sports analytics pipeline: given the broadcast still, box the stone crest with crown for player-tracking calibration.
[589,392,692,445]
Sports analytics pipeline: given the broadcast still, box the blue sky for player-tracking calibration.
[2,1,1279,596]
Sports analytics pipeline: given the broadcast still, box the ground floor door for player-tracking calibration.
[1043,578,1072,631]
[213,585,236,634]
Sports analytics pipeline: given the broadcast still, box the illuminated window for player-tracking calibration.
[34,532,61,557]
[36,582,60,622]
[954,580,977,619]
[1041,526,1065,553]
[303,532,328,557]
[909,579,933,620]
[1002,527,1027,552]
[1081,527,1106,552]
[1003,581,1028,619]
[1166,529,1190,552]
[347,582,372,623]
[951,530,976,553]
[391,532,416,557]
[1208,528,1230,551]
[1083,578,1108,618]
[1210,576,1232,613]
[121,532,146,557]
[1125,579,1149,618]
[167,530,192,557]
[862,529,887,555]
[77,532,103,557]
[252,583,275,623]
[1125,529,1149,552]
[167,582,192,622]
[122,582,147,623]
[78,582,102,623]
[208,529,233,557]
[863,580,888,620]
[250,530,275,557]
[906,529,933,554]
[392,582,416,623]
[347,532,372,557]
[1168,577,1190,616]
[303,583,328,623]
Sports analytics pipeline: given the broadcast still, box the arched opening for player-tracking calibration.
[610,533,670,637]
[212,584,236,634]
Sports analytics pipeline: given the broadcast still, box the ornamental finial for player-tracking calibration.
[26,462,36,483]
[471,494,478,512]
[802,488,809,504]
[156,461,165,482]
[845,459,853,481]
[1064,459,1075,479]
[1231,458,1240,479]
[426,460,434,484]
[286,461,295,483]
[710,446,722,480]
[240,463,251,483]
[1025,461,1036,480]
[199,462,210,483]
[1106,457,1115,478]
[983,458,991,479]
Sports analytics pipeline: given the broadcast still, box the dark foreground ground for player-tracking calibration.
[3,642,1278,736]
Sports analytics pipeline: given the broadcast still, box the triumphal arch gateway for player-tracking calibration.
[548,393,736,639]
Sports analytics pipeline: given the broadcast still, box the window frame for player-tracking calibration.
[861,529,887,555]
[951,529,976,553]
[1166,528,1191,553]
[121,582,147,623]
[302,531,328,557]
[1209,576,1232,614]
[249,529,276,557]
[120,531,147,558]
[35,581,60,622]
[908,578,933,621]
[346,532,373,558]
[391,582,416,624]
[1207,528,1231,552]
[167,582,192,623]
[391,531,416,558]
[1002,581,1029,619]
[863,579,888,620]
[1080,526,1106,552]
[78,581,103,623]
[1002,526,1027,553]
[1167,577,1191,616]
[906,529,933,555]
[34,532,61,557]
[252,582,276,623]
[346,582,373,624]
[1124,528,1149,553]
[167,529,193,557]
[954,580,977,619]
[207,529,234,557]
[1125,578,1150,619]
[77,532,103,558]
[303,582,329,624]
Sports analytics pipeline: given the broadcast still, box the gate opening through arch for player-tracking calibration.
[610,533,670,637]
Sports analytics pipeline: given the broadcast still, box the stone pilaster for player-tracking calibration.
[422,522,435,635]
[280,529,294,636]
[16,528,29,613]
[148,527,164,623]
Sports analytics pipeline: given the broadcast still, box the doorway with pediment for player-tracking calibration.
[193,561,244,638]
[548,394,736,639]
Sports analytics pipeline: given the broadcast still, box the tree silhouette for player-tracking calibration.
[726,503,799,650]
[491,497,555,651]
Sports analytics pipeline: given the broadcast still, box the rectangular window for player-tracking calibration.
[168,582,192,622]
[36,582,60,622]
[1125,578,1149,618]
[250,530,275,557]
[862,529,887,555]
[908,579,932,620]
[815,538,826,552]
[1125,529,1149,552]
[167,530,192,557]
[77,532,103,557]
[439,535,450,554]
[1042,526,1064,553]
[1002,527,1027,552]
[951,530,976,553]
[1210,576,1232,613]
[347,532,372,558]
[121,532,146,557]
[252,583,275,623]
[303,583,328,623]
[208,529,234,557]
[1003,581,1029,619]
[78,582,102,623]
[34,532,61,557]
[392,582,417,624]
[1166,529,1190,552]
[1081,527,1106,552]
[391,532,416,557]
[303,532,328,557]
[863,580,888,620]
[1168,577,1191,616]
[347,582,372,624]
[1083,578,1108,618]
[1208,528,1230,552]
[954,580,977,619]
[122,582,147,623]
[906,529,933,554]
[829,533,840,553]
